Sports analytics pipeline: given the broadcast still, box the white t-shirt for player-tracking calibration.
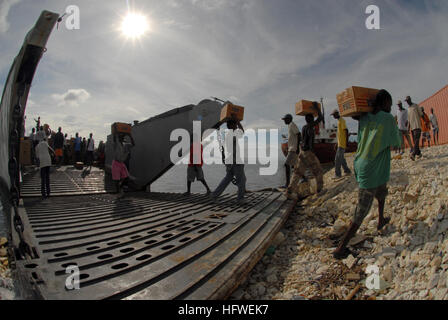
[397,108,408,131]
[36,141,52,168]
[87,138,95,151]
[288,122,299,152]
[429,114,438,129]
[408,104,423,131]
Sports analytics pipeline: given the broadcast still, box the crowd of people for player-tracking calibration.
[281,92,442,260]
[396,97,440,160]
[28,118,106,199]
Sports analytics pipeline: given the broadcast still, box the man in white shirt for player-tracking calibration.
[35,133,54,199]
[405,96,424,161]
[87,133,95,167]
[430,108,439,145]
[281,114,300,188]
[396,100,413,154]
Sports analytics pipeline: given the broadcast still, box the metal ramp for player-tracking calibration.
[20,167,115,197]
[15,186,295,299]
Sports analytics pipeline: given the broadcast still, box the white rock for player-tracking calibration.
[266,274,278,284]
[272,232,286,247]
[434,288,448,300]
[428,273,440,290]
[418,290,428,298]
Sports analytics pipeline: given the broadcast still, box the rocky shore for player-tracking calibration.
[233,144,448,300]
[0,236,15,300]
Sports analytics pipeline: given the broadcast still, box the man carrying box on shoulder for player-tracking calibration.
[281,114,300,188]
[333,89,401,259]
[331,109,351,179]
[286,102,324,200]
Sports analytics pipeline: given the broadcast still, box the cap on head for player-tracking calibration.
[282,114,293,121]
[405,96,411,101]
[330,109,339,116]
[397,100,402,105]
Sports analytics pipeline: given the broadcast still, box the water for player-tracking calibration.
[152,162,286,194]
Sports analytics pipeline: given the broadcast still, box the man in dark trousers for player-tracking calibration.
[331,109,351,179]
[333,90,401,259]
[281,114,300,188]
[211,119,246,203]
[54,127,65,165]
[406,96,424,161]
[286,102,324,200]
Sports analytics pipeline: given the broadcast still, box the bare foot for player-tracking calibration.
[377,217,391,231]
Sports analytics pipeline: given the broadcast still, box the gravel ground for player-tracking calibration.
[233,144,448,300]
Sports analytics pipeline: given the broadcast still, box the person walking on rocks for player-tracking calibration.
[406,96,424,161]
[429,108,439,146]
[421,109,431,148]
[286,102,324,200]
[396,100,413,155]
[333,90,401,259]
[331,109,351,179]
[281,114,301,188]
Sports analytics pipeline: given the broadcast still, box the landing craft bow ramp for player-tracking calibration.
[0,10,296,299]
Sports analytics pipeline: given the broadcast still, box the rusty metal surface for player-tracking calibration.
[419,84,448,145]
[15,171,295,299]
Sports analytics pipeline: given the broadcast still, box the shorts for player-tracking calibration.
[433,127,439,135]
[55,148,63,157]
[187,166,204,182]
[112,160,129,181]
[422,132,431,139]
[353,184,388,225]
[285,151,298,167]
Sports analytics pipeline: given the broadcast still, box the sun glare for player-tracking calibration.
[121,13,149,39]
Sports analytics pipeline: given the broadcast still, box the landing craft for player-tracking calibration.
[0,10,295,299]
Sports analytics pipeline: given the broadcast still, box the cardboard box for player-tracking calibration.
[220,103,244,122]
[20,140,32,166]
[295,100,322,116]
[337,86,380,117]
[74,162,84,170]
[112,122,132,135]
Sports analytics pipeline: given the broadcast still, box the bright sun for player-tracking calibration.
[121,13,149,38]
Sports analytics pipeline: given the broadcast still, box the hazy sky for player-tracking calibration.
[1,0,447,142]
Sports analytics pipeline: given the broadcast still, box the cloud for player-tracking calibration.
[0,0,20,33]
[4,0,448,144]
[51,89,91,107]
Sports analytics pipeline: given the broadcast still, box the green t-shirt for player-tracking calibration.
[354,111,402,189]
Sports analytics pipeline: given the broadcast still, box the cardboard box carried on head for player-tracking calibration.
[295,100,322,116]
[111,122,132,135]
[220,103,244,122]
[337,86,380,117]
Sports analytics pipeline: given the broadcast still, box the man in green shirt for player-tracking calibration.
[333,90,402,259]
